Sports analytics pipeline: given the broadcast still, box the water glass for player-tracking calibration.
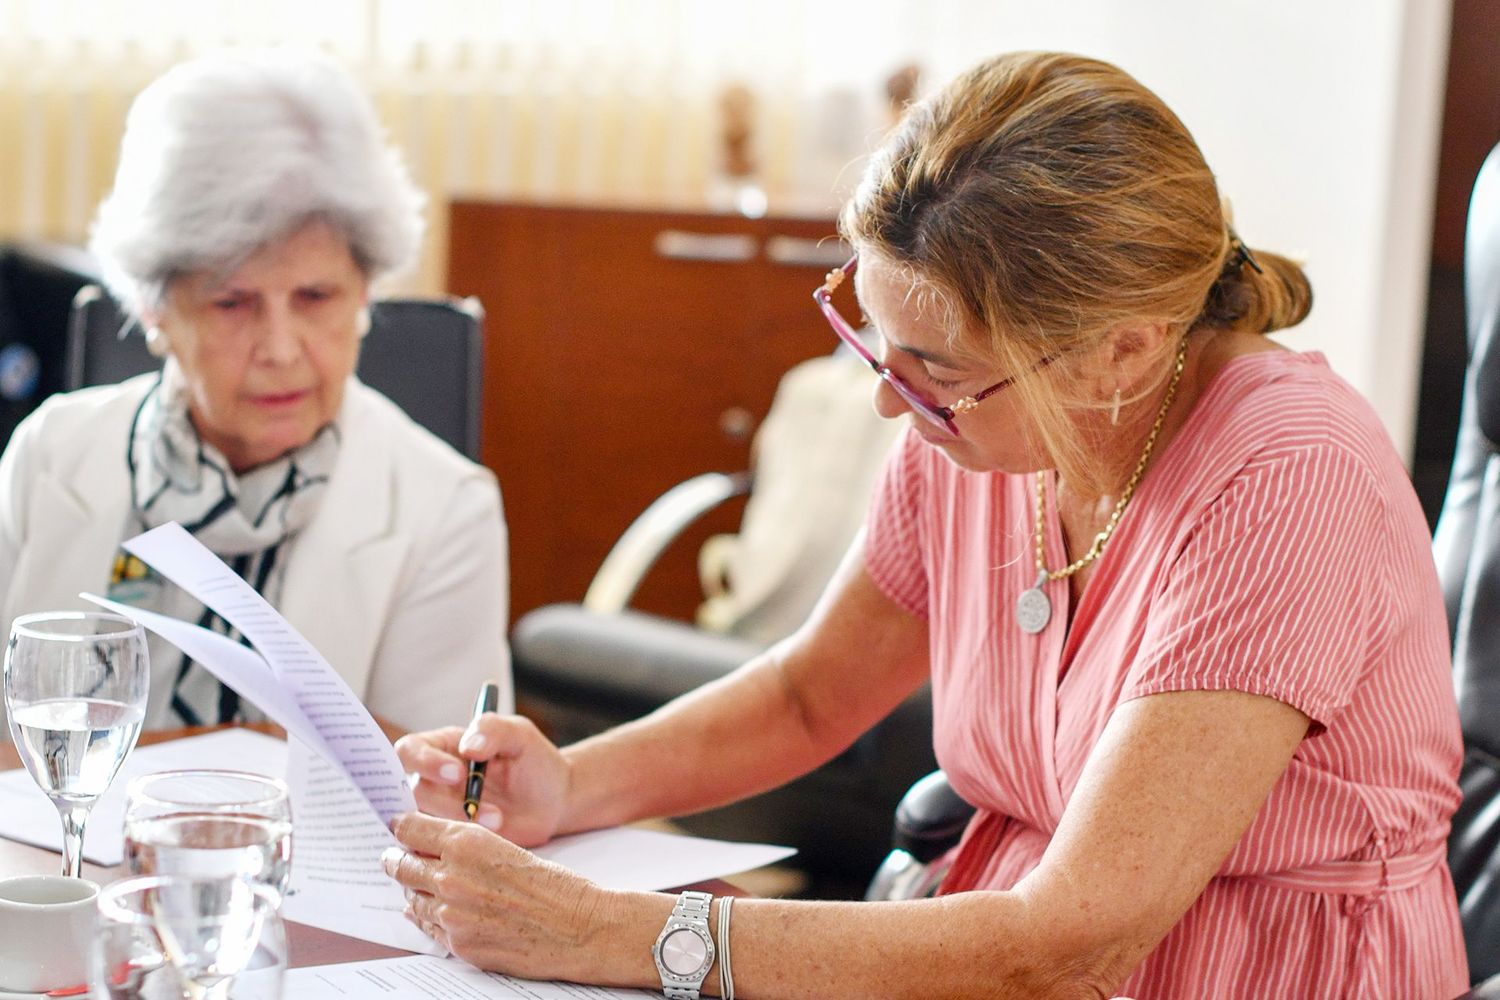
[3,611,150,877]
[124,770,292,901]
[93,874,285,1000]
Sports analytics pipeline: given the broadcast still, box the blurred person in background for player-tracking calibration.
[0,49,511,734]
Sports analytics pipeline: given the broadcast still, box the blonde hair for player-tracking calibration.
[841,51,1312,494]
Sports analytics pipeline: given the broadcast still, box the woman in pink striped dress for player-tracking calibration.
[386,51,1467,998]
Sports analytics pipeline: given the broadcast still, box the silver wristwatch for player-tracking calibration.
[652,890,715,999]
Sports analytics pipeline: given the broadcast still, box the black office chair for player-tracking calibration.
[863,769,974,902]
[64,286,484,461]
[0,242,100,447]
[871,143,1500,998]
[1432,139,1500,998]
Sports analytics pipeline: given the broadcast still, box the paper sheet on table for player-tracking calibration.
[533,827,794,892]
[286,955,655,999]
[0,729,287,865]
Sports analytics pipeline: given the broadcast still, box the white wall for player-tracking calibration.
[873,0,1453,461]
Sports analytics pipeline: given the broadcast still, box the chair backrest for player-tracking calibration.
[0,242,100,446]
[1429,140,1500,987]
[64,287,484,461]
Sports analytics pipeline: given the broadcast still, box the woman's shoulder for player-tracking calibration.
[1185,348,1398,470]
[9,374,156,450]
[340,381,497,492]
[1164,347,1419,528]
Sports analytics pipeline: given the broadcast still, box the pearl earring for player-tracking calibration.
[355,307,372,339]
[144,326,170,359]
[1110,387,1122,426]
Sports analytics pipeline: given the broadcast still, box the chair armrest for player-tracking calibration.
[893,770,976,863]
[512,604,764,718]
[583,472,752,613]
[1457,974,1500,999]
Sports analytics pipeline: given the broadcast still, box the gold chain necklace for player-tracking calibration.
[1014,335,1190,635]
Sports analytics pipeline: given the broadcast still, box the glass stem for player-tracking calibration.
[55,801,90,878]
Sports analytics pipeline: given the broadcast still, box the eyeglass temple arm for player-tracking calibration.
[816,255,858,298]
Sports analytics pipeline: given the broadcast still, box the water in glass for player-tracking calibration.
[94,875,285,1000]
[123,770,293,902]
[10,697,145,800]
[126,813,292,897]
[3,611,149,877]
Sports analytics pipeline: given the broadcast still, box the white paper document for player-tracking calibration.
[533,827,793,892]
[81,596,329,755]
[0,728,288,864]
[279,739,438,954]
[117,522,415,825]
[286,955,654,999]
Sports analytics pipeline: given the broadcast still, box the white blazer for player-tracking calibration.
[0,375,512,734]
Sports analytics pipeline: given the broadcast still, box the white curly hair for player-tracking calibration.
[89,47,425,315]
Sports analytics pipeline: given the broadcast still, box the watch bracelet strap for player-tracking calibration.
[676,889,713,921]
[659,890,715,999]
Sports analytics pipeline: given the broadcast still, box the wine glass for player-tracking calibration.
[3,611,149,877]
[124,770,292,902]
[94,875,286,1000]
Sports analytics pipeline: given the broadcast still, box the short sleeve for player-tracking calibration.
[1123,440,1389,727]
[863,427,930,619]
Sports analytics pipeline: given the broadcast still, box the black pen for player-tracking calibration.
[463,682,501,821]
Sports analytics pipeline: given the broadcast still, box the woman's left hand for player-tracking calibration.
[384,812,625,982]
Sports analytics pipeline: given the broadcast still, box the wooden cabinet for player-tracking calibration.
[447,202,848,625]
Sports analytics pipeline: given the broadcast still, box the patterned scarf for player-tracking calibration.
[108,361,339,726]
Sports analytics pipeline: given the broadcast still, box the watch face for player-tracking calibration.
[660,927,709,976]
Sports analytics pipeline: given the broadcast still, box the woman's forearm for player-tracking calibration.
[556,645,855,832]
[589,889,1122,1000]
[555,555,932,833]
[387,817,1129,999]
[559,689,1313,998]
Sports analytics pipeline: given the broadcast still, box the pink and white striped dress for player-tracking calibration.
[865,351,1468,998]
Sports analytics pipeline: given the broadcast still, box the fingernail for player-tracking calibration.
[477,804,501,831]
[440,762,462,783]
[380,846,404,873]
[459,731,487,754]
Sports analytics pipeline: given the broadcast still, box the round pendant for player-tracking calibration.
[1015,586,1052,634]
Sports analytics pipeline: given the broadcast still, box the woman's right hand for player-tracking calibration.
[394,714,570,848]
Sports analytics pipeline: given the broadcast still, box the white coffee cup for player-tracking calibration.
[0,874,99,992]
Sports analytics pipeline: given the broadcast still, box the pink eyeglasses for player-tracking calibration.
[813,254,1047,438]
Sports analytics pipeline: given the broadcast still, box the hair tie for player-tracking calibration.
[1228,229,1264,275]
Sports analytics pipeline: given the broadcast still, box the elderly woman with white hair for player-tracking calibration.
[0,49,511,734]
